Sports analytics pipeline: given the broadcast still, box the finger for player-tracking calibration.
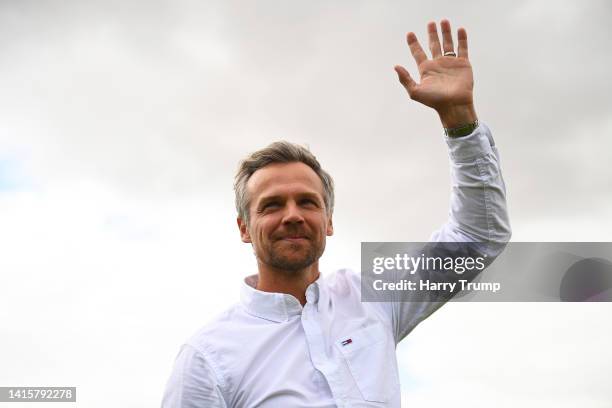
[406,32,427,65]
[440,19,455,55]
[427,21,442,58]
[457,27,468,59]
[394,65,419,98]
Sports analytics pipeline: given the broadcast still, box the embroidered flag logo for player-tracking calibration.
[341,338,352,346]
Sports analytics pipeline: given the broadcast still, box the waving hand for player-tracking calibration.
[395,20,477,129]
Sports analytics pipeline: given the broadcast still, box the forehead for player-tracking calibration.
[247,162,325,201]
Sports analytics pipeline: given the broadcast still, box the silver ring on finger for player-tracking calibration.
[444,51,457,57]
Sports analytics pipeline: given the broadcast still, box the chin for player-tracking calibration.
[269,252,317,272]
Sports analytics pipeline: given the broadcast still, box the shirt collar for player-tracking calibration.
[240,274,324,323]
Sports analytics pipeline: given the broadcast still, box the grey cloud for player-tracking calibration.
[0,0,610,222]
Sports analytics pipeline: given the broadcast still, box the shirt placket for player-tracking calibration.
[301,285,347,407]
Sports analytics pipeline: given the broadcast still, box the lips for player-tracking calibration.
[281,236,308,241]
[276,234,309,242]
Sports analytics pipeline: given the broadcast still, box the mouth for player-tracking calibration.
[278,235,309,243]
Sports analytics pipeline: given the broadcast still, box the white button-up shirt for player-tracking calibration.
[162,123,511,407]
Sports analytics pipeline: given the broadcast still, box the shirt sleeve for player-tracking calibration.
[430,122,511,245]
[390,122,512,342]
[161,344,228,408]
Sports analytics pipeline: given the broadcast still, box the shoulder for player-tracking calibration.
[185,303,244,356]
[163,307,241,407]
[171,304,245,393]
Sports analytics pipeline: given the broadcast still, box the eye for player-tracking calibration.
[300,198,318,207]
[261,201,280,211]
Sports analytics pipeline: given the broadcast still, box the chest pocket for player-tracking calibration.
[335,323,398,403]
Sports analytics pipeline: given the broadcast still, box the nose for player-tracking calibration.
[282,201,305,225]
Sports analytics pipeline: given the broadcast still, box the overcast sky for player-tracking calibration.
[1,0,611,407]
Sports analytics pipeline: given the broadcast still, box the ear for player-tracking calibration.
[237,217,252,243]
[326,215,334,236]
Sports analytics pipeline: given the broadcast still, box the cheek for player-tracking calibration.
[253,218,279,241]
[308,216,329,237]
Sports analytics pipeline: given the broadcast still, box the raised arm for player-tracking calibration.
[394,19,511,245]
[385,20,511,342]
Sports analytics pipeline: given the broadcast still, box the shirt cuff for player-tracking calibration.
[444,122,495,162]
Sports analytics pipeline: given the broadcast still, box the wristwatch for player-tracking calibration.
[444,119,479,138]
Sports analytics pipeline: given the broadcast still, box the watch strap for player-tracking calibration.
[444,119,479,138]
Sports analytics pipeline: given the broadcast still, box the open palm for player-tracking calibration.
[395,20,476,127]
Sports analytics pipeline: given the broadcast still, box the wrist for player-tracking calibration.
[444,119,479,138]
[437,104,478,129]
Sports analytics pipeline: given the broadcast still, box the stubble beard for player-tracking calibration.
[261,239,325,274]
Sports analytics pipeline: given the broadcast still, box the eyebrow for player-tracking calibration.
[257,192,323,206]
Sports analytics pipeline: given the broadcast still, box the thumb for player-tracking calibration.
[394,65,418,97]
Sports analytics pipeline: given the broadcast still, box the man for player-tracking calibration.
[162,19,511,407]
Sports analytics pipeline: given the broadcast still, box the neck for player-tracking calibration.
[256,261,320,306]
